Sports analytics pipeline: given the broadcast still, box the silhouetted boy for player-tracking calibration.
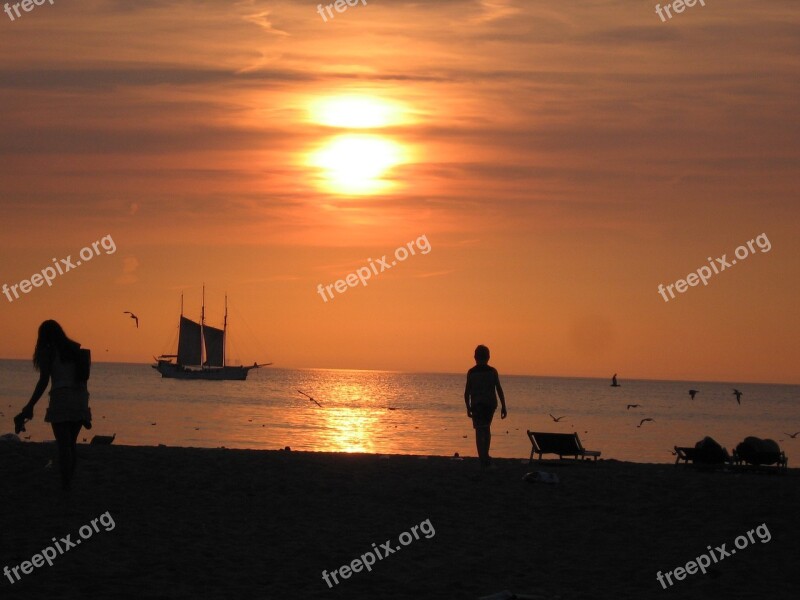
[464,345,506,467]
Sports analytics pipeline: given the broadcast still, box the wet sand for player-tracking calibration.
[0,443,797,599]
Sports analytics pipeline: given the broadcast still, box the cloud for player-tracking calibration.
[116,256,140,285]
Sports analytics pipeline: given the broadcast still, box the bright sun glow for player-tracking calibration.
[310,95,409,128]
[309,134,407,195]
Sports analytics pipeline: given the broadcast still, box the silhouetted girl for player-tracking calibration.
[17,320,92,491]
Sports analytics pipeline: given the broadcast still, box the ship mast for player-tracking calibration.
[223,294,227,368]
[200,284,205,369]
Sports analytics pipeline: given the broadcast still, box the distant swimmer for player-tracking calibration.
[637,418,654,428]
[549,414,566,422]
[611,373,620,387]
[626,404,641,410]
[123,311,139,328]
[732,389,743,405]
[785,432,800,439]
[689,389,699,400]
[297,389,323,407]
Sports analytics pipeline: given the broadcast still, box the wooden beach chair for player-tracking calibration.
[674,446,697,465]
[674,444,732,469]
[527,431,601,463]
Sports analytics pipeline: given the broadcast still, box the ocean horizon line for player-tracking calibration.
[1,358,797,387]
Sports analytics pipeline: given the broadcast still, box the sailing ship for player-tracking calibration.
[152,289,269,380]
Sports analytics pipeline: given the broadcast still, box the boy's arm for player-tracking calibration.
[495,370,507,417]
[464,375,472,416]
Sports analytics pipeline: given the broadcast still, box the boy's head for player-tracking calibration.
[474,345,490,365]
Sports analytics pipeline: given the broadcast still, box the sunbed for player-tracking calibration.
[527,431,600,463]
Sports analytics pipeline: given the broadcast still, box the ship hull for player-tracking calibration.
[152,361,255,381]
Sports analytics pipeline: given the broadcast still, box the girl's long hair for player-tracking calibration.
[33,320,81,371]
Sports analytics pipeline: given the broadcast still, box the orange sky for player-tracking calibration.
[1,0,798,383]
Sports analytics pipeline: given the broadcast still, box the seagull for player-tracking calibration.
[611,373,621,387]
[732,389,743,405]
[689,390,699,400]
[549,414,566,422]
[637,418,655,428]
[784,432,800,439]
[627,404,641,410]
[123,311,139,328]
[297,389,322,407]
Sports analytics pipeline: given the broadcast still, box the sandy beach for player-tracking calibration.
[1,442,796,599]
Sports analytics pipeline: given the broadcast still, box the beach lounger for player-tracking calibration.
[527,431,600,463]
[674,437,732,467]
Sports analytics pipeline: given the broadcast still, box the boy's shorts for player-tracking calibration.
[471,403,496,429]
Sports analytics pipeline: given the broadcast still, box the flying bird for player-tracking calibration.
[626,404,641,410]
[549,414,566,422]
[732,389,743,405]
[297,389,323,407]
[689,389,699,400]
[611,373,620,387]
[123,311,139,328]
[637,418,655,428]
[785,432,800,439]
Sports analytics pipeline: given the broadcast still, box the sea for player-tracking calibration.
[1,360,798,464]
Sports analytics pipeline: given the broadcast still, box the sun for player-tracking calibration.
[309,95,410,129]
[309,134,407,195]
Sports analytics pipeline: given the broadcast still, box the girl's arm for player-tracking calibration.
[22,353,51,417]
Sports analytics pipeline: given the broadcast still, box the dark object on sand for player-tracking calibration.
[523,471,559,485]
[479,591,543,600]
[91,434,116,445]
[734,437,787,470]
[527,431,601,463]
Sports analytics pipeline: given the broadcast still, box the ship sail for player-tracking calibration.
[177,316,202,366]
[203,325,225,367]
